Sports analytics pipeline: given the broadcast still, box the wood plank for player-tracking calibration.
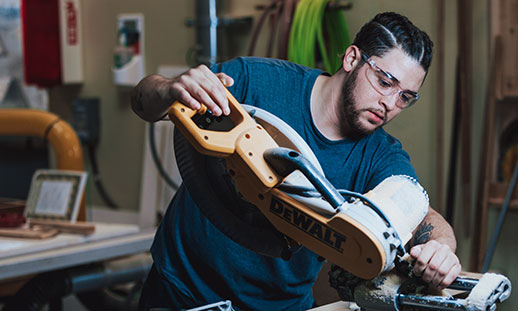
[501,0,518,97]
[436,0,446,216]
[487,181,518,208]
[29,219,96,235]
[0,227,58,239]
[488,182,518,201]
[471,36,503,272]
[458,0,473,238]
[308,301,352,311]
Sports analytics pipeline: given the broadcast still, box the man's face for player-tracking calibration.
[338,48,427,138]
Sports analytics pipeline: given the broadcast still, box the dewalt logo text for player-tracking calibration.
[270,198,346,252]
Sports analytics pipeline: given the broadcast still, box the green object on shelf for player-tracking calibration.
[288,0,351,73]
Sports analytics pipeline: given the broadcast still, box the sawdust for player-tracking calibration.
[328,265,363,302]
[353,272,403,308]
[352,271,451,311]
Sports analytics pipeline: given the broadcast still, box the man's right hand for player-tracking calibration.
[131,64,234,122]
[169,65,234,116]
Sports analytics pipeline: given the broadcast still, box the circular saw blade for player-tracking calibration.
[173,105,322,257]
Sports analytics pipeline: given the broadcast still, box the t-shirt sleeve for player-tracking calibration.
[364,135,418,192]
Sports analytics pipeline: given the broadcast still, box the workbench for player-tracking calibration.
[0,222,154,281]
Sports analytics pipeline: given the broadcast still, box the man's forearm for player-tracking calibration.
[409,206,461,288]
[131,74,175,122]
[411,206,457,252]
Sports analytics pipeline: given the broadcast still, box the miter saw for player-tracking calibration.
[167,89,511,310]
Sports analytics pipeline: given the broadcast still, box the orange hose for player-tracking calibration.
[0,109,86,221]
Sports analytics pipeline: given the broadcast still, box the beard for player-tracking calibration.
[338,66,385,139]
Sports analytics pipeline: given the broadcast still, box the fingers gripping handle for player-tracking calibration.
[168,88,283,191]
[168,89,256,158]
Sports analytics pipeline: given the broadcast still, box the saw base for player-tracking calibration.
[330,269,511,311]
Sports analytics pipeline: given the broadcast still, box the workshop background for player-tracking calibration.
[1,0,516,310]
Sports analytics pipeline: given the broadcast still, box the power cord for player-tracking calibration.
[277,183,406,255]
[85,143,118,208]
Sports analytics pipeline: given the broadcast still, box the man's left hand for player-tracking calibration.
[410,240,462,289]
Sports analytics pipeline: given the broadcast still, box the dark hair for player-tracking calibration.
[352,12,433,72]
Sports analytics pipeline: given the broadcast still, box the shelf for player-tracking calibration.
[487,182,518,209]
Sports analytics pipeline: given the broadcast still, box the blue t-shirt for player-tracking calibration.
[151,57,417,310]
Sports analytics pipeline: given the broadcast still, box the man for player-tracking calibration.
[132,12,461,311]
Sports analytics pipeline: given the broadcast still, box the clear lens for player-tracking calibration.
[368,69,396,93]
[400,92,418,108]
[365,63,418,108]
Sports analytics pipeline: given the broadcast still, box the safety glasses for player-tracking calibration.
[361,53,419,109]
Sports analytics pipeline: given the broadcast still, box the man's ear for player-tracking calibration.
[342,45,361,73]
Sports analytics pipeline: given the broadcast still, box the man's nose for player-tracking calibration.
[380,92,399,111]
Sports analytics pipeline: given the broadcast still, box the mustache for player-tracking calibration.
[367,108,387,121]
